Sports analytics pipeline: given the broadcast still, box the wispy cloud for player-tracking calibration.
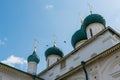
[1,55,27,67]
[0,37,8,45]
[45,4,54,10]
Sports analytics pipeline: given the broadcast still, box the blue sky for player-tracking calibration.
[0,0,120,73]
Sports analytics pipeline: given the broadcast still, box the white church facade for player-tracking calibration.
[0,13,120,80]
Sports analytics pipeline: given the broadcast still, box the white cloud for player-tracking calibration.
[1,55,27,67]
[45,4,54,10]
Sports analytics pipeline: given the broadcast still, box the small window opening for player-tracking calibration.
[90,28,93,37]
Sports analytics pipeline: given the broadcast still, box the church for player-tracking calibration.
[0,11,120,80]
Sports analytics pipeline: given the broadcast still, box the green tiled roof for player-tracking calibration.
[71,27,87,48]
[45,46,63,58]
[27,50,40,63]
[82,14,106,29]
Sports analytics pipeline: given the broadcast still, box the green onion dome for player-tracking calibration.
[45,46,64,58]
[82,14,106,29]
[71,27,87,48]
[27,50,40,63]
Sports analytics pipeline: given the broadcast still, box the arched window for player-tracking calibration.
[90,28,93,37]
[47,59,49,67]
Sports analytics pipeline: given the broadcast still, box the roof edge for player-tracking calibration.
[38,27,120,75]
[0,62,41,79]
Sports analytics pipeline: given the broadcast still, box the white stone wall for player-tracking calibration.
[39,29,120,80]
[27,62,37,75]
[40,64,61,80]
[100,50,120,80]
[0,69,33,80]
[66,71,85,80]
[65,49,120,80]
[75,30,120,62]
[47,55,61,67]
[86,23,105,39]
[65,62,100,80]
[75,40,87,48]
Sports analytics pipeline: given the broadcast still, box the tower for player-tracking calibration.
[82,14,106,39]
[27,40,40,75]
[45,46,63,67]
[71,13,106,48]
[71,15,87,48]
[45,36,64,67]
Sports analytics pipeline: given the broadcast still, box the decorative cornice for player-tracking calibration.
[56,42,120,80]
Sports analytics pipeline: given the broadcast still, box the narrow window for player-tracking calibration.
[60,60,66,69]
[47,59,49,67]
[57,58,59,61]
[90,28,93,37]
